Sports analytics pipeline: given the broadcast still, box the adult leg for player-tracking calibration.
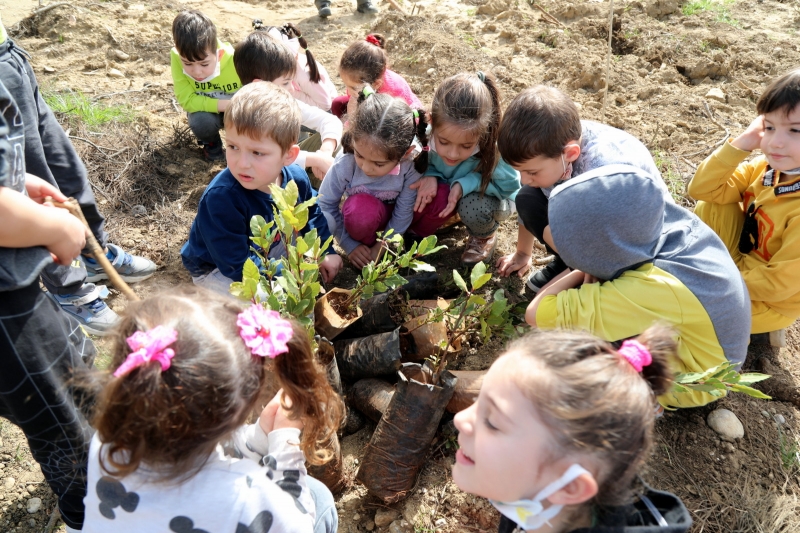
[341,193,392,247]
[0,282,95,531]
[408,182,450,237]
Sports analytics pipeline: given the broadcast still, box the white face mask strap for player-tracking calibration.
[535,464,590,501]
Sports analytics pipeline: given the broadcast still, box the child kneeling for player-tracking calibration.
[689,69,800,338]
[181,83,341,294]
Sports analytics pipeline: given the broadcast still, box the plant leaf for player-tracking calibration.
[452,270,468,293]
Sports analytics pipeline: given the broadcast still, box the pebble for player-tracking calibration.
[435,518,447,527]
[426,68,436,76]
[375,509,398,528]
[132,204,147,217]
[762,410,771,419]
[26,485,35,493]
[113,49,131,61]
[353,513,361,521]
[28,519,36,527]
[705,87,726,103]
[775,414,786,424]
[43,66,56,73]
[365,519,375,531]
[4,477,14,489]
[108,68,125,78]
[27,498,41,514]
[707,409,744,440]
[388,519,413,533]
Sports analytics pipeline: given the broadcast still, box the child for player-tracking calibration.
[494,86,667,291]
[453,326,692,533]
[171,10,242,161]
[525,165,751,408]
[410,72,520,265]
[318,90,432,268]
[0,79,94,533]
[180,83,342,294]
[255,22,338,111]
[332,34,423,119]
[0,15,155,335]
[234,31,343,182]
[689,69,800,341]
[81,286,344,532]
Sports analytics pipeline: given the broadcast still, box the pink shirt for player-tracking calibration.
[380,69,423,109]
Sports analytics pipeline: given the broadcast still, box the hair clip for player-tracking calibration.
[361,84,376,99]
[237,304,293,358]
[365,34,381,47]
[114,325,178,378]
[476,71,486,83]
[618,340,652,373]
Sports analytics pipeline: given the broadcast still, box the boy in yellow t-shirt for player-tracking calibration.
[170,10,241,161]
[689,69,800,341]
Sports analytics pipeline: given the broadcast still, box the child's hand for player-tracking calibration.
[47,209,87,265]
[308,151,335,182]
[320,254,343,283]
[438,182,463,218]
[25,174,66,204]
[260,389,304,434]
[349,244,374,269]
[496,251,532,278]
[410,176,439,213]
[731,115,765,152]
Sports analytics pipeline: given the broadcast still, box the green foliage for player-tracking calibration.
[652,150,693,208]
[681,0,739,26]
[672,362,771,401]
[43,89,136,128]
[230,180,331,334]
[778,425,800,471]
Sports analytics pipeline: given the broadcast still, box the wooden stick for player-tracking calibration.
[33,2,71,16]
[531,2,565,28]
[534,255,555,266]
[386,0,408,15]
[601,0,614,118]
[46,197,141,302]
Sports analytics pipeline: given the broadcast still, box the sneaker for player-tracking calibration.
[202,141,225,161]
[750,329,787,348]
[49,287,120,337]
[461,233,497,266]
[83,243,157,283]
[356,0,379,13]
[316,0,332,17]
[525,255,568,293]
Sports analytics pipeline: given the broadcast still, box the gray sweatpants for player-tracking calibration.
[457,192,514,238]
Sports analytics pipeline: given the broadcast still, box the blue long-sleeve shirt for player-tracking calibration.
[181,165,335,281]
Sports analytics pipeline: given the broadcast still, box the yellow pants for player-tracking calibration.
[695,201,796,334]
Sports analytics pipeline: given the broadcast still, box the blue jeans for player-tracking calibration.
[307,476,338,533]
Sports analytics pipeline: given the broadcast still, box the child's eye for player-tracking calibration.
[484,418,499,431]
[227,144,237,150]
[791,129,800,134]
[252,151,264,157]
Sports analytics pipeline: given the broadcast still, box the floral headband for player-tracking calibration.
[618,339,652,373]
[113,305,293,378]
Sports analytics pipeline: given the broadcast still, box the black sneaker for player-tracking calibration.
[317,0,332,17]
[526,255,568,293]
[202,141,225,162]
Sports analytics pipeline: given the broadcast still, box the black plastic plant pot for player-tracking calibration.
[349,378,396,424]
[336,292,400,340]
[355,363,457,503]
[334,328,403,381]
[396,272,440,300]
[306,433,345,495]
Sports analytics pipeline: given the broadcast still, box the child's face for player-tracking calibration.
[453,355,560,502]
[270,74,295,91]
[179,48,222,82]
[340,70,372,99]
[352,138,398,178]
[513,154,569,189]
[761,106,800,172]
[432,123,480,167]
[226,127,297,193]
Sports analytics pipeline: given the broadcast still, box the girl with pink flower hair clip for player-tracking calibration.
[79,285,344,533]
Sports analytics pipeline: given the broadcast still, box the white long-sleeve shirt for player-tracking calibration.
[295,98,343,169]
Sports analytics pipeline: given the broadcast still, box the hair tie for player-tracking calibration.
[361,84,375,99]
[412,109,420,127]
[618,340,652,373]
[114,325,178,377]
[237,304,293,358]
[421,146,430,152]
[476,71,486,83]
[365,34,381,47]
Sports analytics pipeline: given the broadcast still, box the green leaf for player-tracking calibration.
[470,262,487,287]
[241,258,261,284]
[453,270,468,293]
[411,261,436,272]
[737,373,771,385]
[467,294,487,307]
[675,371,711,384]
[729,383,772,399]
[299,262,319,271]
[374,281,387,293]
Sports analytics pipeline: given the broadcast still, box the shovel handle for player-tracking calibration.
[45,196,141,302]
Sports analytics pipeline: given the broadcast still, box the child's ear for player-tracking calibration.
[546,472,598,507]
[283,145,301,166]
[563,143,581,163]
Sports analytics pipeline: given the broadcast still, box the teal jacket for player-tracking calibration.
[426,149,520,201]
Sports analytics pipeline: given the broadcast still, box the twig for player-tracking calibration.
[104,24,119,44]
[385,0,408,15]
[68,135,115,154]
[682,103,730,157]
[534,255,555,265]
[33,1,71,16]
[91,84,152,101]
[46,197,140,302]
[681,157,697,171]
[44,507,60,533]
[601,0,614,117]
[171,98,181,114]
[530,2,565,28]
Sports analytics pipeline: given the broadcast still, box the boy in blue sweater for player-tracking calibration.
[181,83,341,294]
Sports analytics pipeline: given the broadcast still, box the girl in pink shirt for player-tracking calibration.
[332,34,423,118]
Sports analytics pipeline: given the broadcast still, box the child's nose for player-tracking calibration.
[453,404,475,434]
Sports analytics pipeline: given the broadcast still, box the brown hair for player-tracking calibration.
[757,68,800,116]
[88,286,344,481]
[172,10,218,62]
[224,82,301,152]
[342,91,430,173]
[505,325,675,507]
[497,85,582,165]
[282,23,321,85]
[339,34,388,85]
[234,32,297,86]
[432,72,502,194]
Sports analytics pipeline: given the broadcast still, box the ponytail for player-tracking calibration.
[275,322,345,466]
[413,109,430,174]
[631,324,677,397]
[283,23,321,85]
[475,72,502,195]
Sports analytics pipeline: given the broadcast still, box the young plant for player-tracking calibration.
[671,362,771,402]
[778,425,800,472]
[230,180,332,334]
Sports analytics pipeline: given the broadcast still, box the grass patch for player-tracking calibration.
[44,89,136,128]
[681,0,739,26]
[652,150,691,206]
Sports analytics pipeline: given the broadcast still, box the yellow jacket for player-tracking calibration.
[689,141,800,319]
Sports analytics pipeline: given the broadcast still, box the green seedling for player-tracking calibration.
[670,361,771,405]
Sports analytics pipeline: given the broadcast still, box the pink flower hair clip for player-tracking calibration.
[618,339,652,373]
[237,304,294,358]
[114,325,178,378]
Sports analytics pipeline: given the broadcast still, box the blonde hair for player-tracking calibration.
[224,83,301,153]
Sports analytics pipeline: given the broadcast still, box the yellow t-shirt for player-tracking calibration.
[0,15,7,45]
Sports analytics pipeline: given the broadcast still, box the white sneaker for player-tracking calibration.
[49,286,120,337]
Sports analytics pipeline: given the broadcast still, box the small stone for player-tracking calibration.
[775,414,786,425]
[388,519,413,533]
[43,66,56,73]
[375,509,399,528]
[705,87,726,102]
[108,68,125,78]
[131,204,147,217]
[26,497,41,513]
[365,519,375,531]
[353,513,361,521]
[435,518,447,527]
[26,485,35,493]
[707,409,744,440]
[762,410,771,419]
[426,68,436,76]
[28,519,36,527]
[113,49,131,61]
[4,477,14,489]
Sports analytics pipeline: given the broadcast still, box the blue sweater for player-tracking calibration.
[181,165,335,282]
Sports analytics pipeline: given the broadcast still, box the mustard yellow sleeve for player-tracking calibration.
[535,295,559,329]
[688,140,762,204]
[741,215,800,304]
[170,48,220,114]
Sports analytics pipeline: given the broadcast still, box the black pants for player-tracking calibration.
[0,39,106,295]
[0,282,95,529]
[515,185,559,256]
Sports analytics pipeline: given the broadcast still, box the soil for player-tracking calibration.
[3,0,800,531]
